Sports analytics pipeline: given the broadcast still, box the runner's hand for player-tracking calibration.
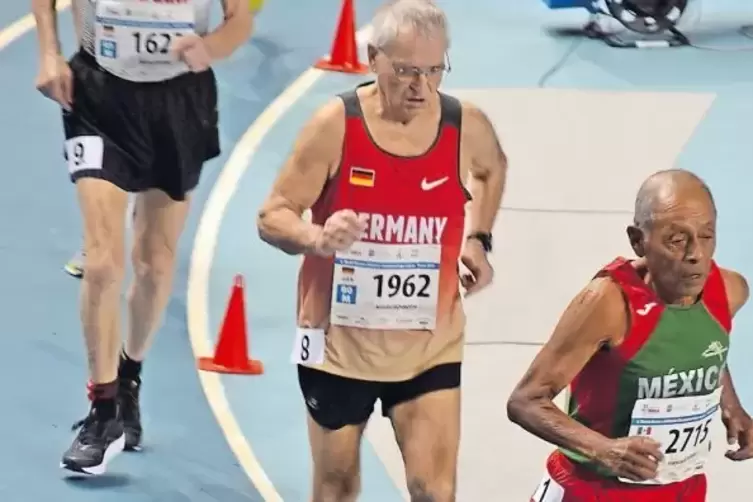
[35,53,73,111]
[723,406,753,461]
[313,210,367,257]
[172,34,212,72]
[460,238,493,296]
[593,436,663,481]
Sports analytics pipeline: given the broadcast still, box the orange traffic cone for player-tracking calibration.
[197,275,264,375]
[315,0,368,74]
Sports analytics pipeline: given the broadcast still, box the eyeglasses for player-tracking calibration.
[387,54,452,81]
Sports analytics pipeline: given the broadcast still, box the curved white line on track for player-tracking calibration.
[0,0,71,51]
[186,27,372,501]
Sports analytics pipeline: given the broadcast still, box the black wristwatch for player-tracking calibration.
[467,232,493,253]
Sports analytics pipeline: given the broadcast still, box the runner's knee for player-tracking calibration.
[131,233,178,284]
[85,253,124,289]
[314,466,360,502]
[309,425,363,502]
[407,477,455,502]
[84,238,125,288]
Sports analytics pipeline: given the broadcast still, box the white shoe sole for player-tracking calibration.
[60,432,126,476]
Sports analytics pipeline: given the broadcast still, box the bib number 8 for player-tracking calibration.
[373,273,431,298]
[291,329,324,365]
[132,32,182,55]
[300,335,310,362]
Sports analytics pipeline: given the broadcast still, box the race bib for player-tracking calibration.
[64,136,104,174]
[621,387,722,485]
[290,328,325,365]
[330,241,440,330]
[94,0,195,81]
[530,474,564,502]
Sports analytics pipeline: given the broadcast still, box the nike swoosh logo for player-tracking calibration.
[421,176,449,191]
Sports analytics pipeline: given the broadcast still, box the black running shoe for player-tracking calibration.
[60,408,125,475]
[118,378,143,451]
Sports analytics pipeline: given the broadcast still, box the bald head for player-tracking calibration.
[633,169,716,229]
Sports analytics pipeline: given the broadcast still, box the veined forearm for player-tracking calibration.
[507,397,609,461]
[468,167,504,233]
[257,209,321,256]
[32,0,61,55]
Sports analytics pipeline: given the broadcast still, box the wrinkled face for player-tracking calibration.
[627,188,716,303]
[369,29,448,118]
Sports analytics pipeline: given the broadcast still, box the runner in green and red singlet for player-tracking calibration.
[507,169,753,501]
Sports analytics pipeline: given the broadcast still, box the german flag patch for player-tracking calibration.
[349,167,375,187]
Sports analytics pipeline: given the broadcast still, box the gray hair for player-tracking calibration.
[369,0,450,51]
[634,190,659,230]
[633,169,716,229]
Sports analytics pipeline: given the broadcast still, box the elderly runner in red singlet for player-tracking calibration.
[508,169,753,501]
[257,1,508,500]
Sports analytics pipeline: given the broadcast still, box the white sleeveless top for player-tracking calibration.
[76,0,220,82]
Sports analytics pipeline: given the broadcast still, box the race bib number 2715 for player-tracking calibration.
[623,387,722,485]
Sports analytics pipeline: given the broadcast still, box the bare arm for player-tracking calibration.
[462,104,507,234]
[720,269,750,414]
[507,277,627,461]
[203,0,253,61]
[32,0,62,56]
[257,99,345,255]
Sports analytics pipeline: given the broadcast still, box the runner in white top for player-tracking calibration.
[32,0,253,476]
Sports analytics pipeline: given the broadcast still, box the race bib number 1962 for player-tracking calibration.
[330,241,440,330]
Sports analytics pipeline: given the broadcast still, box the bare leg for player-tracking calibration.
[307,415,366,502]
[78,178,129,387]
[116,189,190,450]
[65,195,136,279]
[125,189,189,360]
[61,178,129,475]
[390,388,461,502]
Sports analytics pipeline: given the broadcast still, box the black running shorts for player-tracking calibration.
[62,50,220,201]
[298,363,462,431]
